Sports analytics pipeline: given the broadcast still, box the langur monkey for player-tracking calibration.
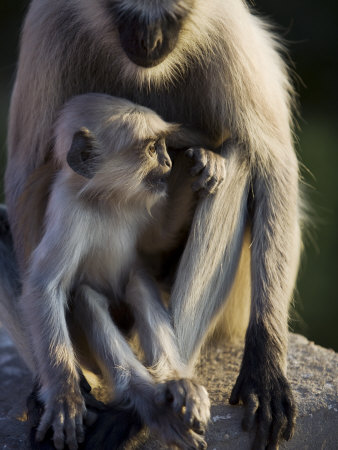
[2,0,301,448]
[16,93,214,449]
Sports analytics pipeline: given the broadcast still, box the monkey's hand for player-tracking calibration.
[230,362,296,450]
[36,379,87,450]
[156,379,211,435]
[185,147,226,195]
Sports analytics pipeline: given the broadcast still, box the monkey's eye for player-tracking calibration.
[147,143,156,157]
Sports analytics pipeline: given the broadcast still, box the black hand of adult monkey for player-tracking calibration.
[230,358,296,450]
[185,147,226,195]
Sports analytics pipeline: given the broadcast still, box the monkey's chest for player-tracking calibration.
[79,230,136,300]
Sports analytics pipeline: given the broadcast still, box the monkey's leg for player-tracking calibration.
[171,141,250,365]
[74,285,207,450]
[229,156,300,449]
[19,280,86,449]
[125,269,210,433]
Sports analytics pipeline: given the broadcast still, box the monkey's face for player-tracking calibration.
[91,135,172,207]
[108,0,194,67]
[142,137,172,192]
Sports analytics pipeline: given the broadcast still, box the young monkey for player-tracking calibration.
[21,93,211,449]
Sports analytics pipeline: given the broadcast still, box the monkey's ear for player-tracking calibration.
[67,127,97,179]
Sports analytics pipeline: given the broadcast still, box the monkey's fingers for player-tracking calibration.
[65,417,78,450]
[155,412,207,450]
[185,147,208,176]
[282,390,297,441]
[229,376,243,405]
[36,408,53,442]
[183,383,210,432]
[266,397,287,450]
[241,393,259,431]
[75,415,85,444]
[50,408,67,450]
[252,400,272,450]
[205,176,220,195]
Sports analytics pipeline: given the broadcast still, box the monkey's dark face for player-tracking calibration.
[109,2,192,67]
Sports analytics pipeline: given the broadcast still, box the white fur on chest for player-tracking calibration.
[79,207,144,294]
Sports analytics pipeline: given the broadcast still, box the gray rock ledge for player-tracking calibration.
[0,328,337,449]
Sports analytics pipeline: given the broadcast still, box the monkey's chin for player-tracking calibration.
[150,180,168,194]
[123,50,170,69]
[128,56,166,69]
[145,177,169,197]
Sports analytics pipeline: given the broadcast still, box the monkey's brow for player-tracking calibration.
[141,135,166,146]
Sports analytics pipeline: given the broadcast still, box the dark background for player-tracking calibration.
[0,1,337,350]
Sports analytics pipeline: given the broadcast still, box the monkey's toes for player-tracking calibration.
[158,379,210,433]
[34,385,87,450]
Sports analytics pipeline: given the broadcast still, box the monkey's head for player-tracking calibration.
[106,0,195,67]
[54,94,177,207]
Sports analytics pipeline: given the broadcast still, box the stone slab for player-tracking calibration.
[0,328,337,449]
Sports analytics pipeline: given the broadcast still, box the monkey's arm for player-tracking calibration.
[19,202,88,449]
[229,152,299,448]
[72,284,207,450]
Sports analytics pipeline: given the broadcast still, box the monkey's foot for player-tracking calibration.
[230,365,296,450]
[156,379,211,435]
[35,380,87,450]
[149,407,207,450]
[185,147,226,195]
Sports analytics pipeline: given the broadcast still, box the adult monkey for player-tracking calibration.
[4,0,300,449]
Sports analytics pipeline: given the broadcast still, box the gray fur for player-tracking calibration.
[0,206,35,372]
[2,0,301,448]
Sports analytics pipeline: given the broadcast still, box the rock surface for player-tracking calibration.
[0,327,337,449]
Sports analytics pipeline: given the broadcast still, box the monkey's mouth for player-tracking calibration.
[145,173,170,193]
[125,53,169,69]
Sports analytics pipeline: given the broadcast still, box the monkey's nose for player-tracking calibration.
[163,156,172,170]
[139,26,163,56]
